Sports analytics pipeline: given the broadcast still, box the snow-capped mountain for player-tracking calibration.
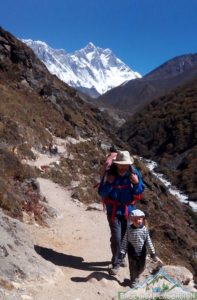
[22,39,141,97]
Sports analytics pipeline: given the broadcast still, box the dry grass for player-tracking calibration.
[119,78,197,198]
[0,277,14,291]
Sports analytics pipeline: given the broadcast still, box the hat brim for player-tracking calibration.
[114,157,134,165]
[114,161,132,165]
[131,214,145,218]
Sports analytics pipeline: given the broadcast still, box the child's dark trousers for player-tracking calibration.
[128,243,146,284]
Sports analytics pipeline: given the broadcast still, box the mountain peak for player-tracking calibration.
[23,39,141,97]
[145,53,197,79]
[85,42,96,51]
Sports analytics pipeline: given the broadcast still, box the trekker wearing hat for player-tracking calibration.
[98,151,144,275]
[121,209,158,287]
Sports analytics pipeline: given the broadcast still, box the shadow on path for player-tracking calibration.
[71,271,130,287]
[35,245,110,272]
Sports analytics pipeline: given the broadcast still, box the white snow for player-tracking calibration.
[143,158,197,212]
[22,39,141,96]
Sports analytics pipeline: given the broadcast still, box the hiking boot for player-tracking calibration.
[108,266,120,276]
[120,258,127,267]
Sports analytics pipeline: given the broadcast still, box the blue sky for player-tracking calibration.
[1,0,197,75]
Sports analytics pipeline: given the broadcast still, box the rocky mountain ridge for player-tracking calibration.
[145,53,197,79]
[97,54,197,115]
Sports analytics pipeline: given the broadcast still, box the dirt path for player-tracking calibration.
[25,178,130,300]
[20,144,196,300]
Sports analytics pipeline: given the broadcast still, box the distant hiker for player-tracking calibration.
[100,145,118,178]
[98,150,144,275]
[49,143,58,155]
[53,145,58,155]
[49,143,53,154]
[121,209,158,287]
[42,145,48,154]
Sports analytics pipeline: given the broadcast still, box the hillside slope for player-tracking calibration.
[118,78,197,201]
[97,54,197,115]
[0,26,125,220]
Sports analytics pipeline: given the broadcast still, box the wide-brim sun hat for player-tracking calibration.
[130,209,145,218]
[113,150,134,165]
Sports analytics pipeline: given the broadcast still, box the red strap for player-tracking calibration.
[104,198,120,222]
[111,185,131,189]
[104,198,121,205]
[94,183,131,189]
[111,203,118,223]
[104,195,142,222]
[132,194,142,205]
[124,200,135,220]
[93,183,100,188]
[104,198,133,223]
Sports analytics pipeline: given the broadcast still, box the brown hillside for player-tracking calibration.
[0,26,124,221]
[97,54,197,115]
[118,78,197,201]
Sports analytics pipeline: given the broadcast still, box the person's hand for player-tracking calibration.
[120,250,126,260]
[150,253,158,262]
[130,172,139,184]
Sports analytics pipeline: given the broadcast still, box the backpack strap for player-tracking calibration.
[103,198,134,223]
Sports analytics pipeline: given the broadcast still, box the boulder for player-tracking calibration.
[86,203,103,211]
[0,209,58,285]
[162,265,194,286]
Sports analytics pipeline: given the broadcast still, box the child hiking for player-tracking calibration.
[98,150,144,276]
[121,209,158,287]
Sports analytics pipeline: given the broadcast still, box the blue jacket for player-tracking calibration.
[98,167,144,216]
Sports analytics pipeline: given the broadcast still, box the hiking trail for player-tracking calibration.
[9,140,196,300]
